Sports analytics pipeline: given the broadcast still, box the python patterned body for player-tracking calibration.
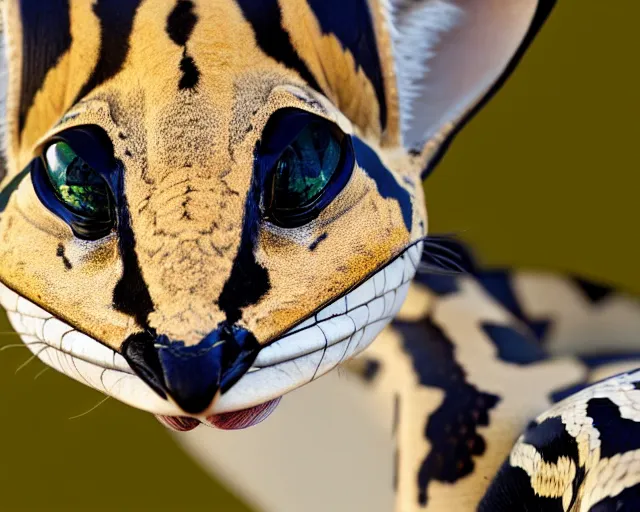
[1,0,639,510]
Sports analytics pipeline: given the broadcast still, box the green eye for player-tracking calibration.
[44,142,111,220]
[271,121,342,210]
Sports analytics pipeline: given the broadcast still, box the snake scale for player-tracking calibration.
[1,1,639,510]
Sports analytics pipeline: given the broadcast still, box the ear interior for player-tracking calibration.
[389,0,546,153]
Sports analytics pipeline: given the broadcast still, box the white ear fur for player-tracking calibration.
[384,0,545,152]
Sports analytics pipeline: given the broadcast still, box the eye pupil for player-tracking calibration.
[44,142,111,220]
[272,121,342,211]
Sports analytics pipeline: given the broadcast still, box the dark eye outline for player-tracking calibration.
[31,126,120,241]
[258,108,355,228]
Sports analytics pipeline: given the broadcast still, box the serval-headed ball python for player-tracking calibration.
[1,1,639,511]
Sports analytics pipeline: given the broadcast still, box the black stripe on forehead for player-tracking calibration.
[306,0,387,130]
[17,0,71,136]
[166,0,200,90]
[235,0,321,92]
[74,0,143,103]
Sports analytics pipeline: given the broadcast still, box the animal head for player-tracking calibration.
[0,0,553,427]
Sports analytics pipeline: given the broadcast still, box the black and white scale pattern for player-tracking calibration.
[353,245,640,511]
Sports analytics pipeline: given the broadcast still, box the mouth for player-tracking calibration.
[0,242,422,429]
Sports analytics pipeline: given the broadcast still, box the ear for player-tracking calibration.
[278,0,555,177]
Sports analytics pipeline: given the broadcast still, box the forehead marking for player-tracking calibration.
[235,0,321,91]
[353,137,413,231]
[17,0,71,136]
[74,0,143,103]
[166,0,200,90]
[305,0,387,130]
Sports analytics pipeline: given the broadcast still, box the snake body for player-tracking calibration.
[371,254,640,511]
[2,1,640,510]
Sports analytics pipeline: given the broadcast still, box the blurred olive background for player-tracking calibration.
[0,2,638,510]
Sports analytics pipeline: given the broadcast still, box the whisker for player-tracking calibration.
[69,395,111,420]
[422,241,463,260]
[418,234,476,275]
[34,367,50,380]
[15,347,46,374]
[428,253,466,271]
[0,343,31,352]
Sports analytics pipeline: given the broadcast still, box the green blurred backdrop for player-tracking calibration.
[0,2,638,510]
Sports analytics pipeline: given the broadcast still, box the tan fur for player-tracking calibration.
[0,0,424,352]
[280,0,383,142]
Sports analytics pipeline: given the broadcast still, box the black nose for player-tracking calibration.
[122,323,261,414]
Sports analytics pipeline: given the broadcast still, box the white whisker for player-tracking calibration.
[0,343,30,351]
[34,366,49,380]
[68,395,111,420]
[15,347,46,374]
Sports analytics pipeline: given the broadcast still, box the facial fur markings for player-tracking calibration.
[305,0,388,130]
[56,244,73,270]
[235,0,321,92]
[0,167,31,213]
[112,172,155,330]
[18,0,71,136]
[353,137,413,231]
[166,0,201,90]
[217,167,271,325]
[74,0,144,104]
[308,232,328,251]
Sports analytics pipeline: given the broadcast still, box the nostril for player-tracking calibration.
[122,323,261,414]
[121,331,167,399]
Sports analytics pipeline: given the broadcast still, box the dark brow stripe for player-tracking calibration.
[235,0,321,92]
[18,0,71,136]
[306,0,387,130]
[74,0,144,103]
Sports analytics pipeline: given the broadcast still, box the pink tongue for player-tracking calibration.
[156,397,280,432]
[155,415,200,432]
[205,397,281,430]
[155,398,281,432]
